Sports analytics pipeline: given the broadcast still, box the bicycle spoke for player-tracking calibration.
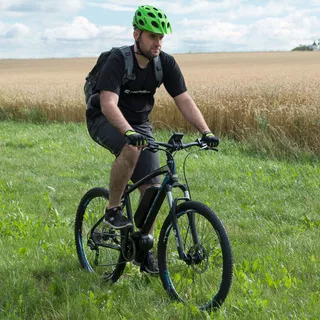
[75,188,127,281]
[158,201,233,310]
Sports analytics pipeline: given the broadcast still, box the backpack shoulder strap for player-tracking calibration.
[119,46,136,83]
[153,56,163,88]
[117,46,162,87]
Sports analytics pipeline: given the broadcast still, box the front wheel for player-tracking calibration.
[74,187,126,282]
[158,201,233,311]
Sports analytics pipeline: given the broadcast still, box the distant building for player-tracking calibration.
[312,41,318,50]
[307,40,320,51]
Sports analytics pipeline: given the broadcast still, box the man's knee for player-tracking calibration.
[119,144,141,165]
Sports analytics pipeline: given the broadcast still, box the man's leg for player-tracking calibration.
[126,122,161,273]
[138,183,160,234]
[104,145,144,229]
[108,144,141,208]
[131,183,160,273]
[86,115,140,229]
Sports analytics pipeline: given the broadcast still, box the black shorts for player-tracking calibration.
[86,114,160,184]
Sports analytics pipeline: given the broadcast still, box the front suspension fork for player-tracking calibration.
[167,185,198,262]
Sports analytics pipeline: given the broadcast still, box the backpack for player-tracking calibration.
[84,46,163,104]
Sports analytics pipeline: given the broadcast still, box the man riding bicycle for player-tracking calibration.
[86,5,219,273]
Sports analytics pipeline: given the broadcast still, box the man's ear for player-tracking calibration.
[133,29,141,41]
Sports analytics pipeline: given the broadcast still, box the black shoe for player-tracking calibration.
[133,251,159,274]
[104,206,133,229]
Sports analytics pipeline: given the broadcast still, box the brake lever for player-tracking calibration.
[143,142,159,153]
[197,139,219,152]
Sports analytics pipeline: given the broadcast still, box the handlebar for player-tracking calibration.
[146,138,218,153]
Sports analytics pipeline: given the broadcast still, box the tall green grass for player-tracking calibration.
[0,121,319,319]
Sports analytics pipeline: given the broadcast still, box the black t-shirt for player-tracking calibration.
[89,45,187,125]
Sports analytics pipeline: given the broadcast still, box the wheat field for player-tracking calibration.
[0,51,319,155]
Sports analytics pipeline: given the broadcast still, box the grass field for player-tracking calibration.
[0,51,319,156]
[0,121,319,319]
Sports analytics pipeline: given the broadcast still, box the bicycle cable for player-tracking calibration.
[147,141,209,201]
[182,147,206,200]
[183,151,192,200]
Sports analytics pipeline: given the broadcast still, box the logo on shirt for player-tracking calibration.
[124,89,151,95]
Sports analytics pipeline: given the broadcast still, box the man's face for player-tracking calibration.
[136,30,164,59]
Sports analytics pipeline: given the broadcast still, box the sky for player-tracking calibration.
[0,0,320,59]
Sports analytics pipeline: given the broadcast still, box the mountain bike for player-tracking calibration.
[75,133,233,311]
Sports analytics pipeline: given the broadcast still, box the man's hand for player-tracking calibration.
[201,131,219,147]
[124,130,148,147]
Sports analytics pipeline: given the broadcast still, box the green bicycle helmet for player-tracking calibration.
[133,5,172,34]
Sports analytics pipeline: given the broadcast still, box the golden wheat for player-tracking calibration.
[0,52,319,154]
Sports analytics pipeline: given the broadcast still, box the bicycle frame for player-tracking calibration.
[121,147,197,262]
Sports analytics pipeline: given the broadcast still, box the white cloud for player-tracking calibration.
[166,0,242,15]
[86,0,168,12]
[178,19,247,41]
[173,9,320,52]
[42,16,128,41]
[85,0,238,15]
[0,0,20,11]
[1,0,320,58]
[86,1,135,12]
[42,16,99,41]
[0,21,30,38]
[227,1,296,19]
[250,13,320,43]
[1,0,84,12]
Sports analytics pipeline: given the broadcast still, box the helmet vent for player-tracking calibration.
[137,11,142,16]
[158,13,163,19]
[139,19,145,26]
[147,12,156,18]
[152,21,159,28]
[153,7,159,11]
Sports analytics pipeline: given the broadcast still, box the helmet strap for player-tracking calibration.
[134,31,152,61]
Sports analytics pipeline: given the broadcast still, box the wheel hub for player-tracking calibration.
[186,244,209,273]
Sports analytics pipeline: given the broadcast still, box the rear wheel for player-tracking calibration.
[75,188,126,282]
[158,201,233,311]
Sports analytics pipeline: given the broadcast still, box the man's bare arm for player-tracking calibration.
[100,90,132,134]
[173,91,211,133]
